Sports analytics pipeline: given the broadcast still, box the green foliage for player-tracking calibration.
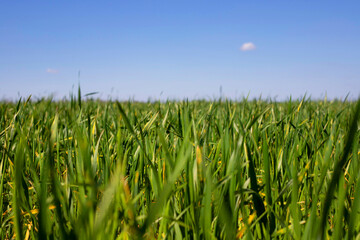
[0,97,359,239]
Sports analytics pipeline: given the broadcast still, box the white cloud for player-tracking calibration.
[240,42,256,51]
[46,68,59,74]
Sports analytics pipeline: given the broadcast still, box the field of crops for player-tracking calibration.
[0,95,359,239]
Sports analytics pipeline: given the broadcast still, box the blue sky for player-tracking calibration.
[1,1,359,101]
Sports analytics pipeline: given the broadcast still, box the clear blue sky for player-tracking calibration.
[1,1,359,101]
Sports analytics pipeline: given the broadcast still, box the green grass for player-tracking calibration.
[0,95,359,239]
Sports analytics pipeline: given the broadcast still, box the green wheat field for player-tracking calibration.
[1,93,360,239]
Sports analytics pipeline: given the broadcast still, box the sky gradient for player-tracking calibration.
[1,1,360,101]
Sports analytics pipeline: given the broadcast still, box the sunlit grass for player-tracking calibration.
[0,94,359,239]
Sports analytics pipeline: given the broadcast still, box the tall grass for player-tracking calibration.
[0,96,359,239]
